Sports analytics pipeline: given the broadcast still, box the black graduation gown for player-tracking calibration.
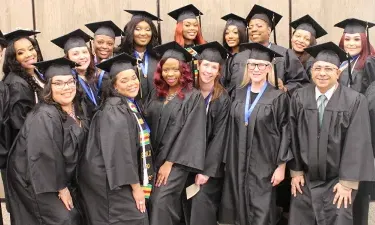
[78,97,149,225]
[77,80,99,119]
[144,88,206,225]
[6,103,82,225]
[136,53,158,102]
[219,85,291,225]
[339,56,375,94]
[3,72,38,147]
[0,81,9,168]
[288,84,375,225]
[188,92,231,225]
[302,56,314,81]
[227,44,309,94]
[221,54,237,94]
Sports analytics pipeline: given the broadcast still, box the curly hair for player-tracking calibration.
[118,16,159,57]
[174,21,206,47]
[154,58,193,99]
[42,78,84,121]
[2,37,43,93]
[222,23,248,52]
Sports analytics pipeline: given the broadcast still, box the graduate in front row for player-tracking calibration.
[288,42,375,225]
[219,43,291,225]
[7,58,86,225]
[144,42,206,225]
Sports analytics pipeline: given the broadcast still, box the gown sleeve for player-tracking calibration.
[365,84,375,157]
[27,110,66,194]
[98,105,140,190]
[364,56,375,85]
[166,92,207,171]
[0,82,9,168]
[340,94,375,182]
[273,92,292,165]
[283,49,310,92]
[203,95,230,177]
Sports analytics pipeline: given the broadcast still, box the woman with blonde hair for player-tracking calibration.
[220,43,292,225]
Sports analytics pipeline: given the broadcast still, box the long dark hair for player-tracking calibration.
[42,78,84,121]
[118,17,159,57]
[65,48,96,85]
[2,37,43,93]
[222,23,247,52]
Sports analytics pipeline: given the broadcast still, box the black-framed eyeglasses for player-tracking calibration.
[51,79,76,90]
[247,63,269,71]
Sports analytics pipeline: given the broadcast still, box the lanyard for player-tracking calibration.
[244,82,268,126]
[77,75,98,106]
[134,51,149,77]
[97,70,105,91]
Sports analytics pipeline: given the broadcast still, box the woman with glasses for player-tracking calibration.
[7,58,85,225]
[219,43,291,225]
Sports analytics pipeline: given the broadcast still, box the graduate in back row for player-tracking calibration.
[220,43,291,225]
[288,42,375,225]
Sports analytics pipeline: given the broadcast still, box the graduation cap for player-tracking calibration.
[85,20,123,39]
[246,4,282,44]
[168,4,203,23]
[334,18,375,55]
[305,41,353,84]
[125,10,162,21]
[240,42,283,89]
[290,15,327,39]
[193,41,229,63]
[3,29,40,42]
[33,57,76,80]
[96,53,137,79]
[153,41,192,62]
[221,13,247,28]
[0,30,7,47]
[51,29,92,52]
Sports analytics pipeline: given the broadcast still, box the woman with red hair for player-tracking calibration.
[335,18,375,94]
[335,18,375,225]
[144,41,206,225]
[168,4,206,86]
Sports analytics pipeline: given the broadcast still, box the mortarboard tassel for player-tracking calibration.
[347,53,353,86]
[136,58,143,99]
[157,0,162,44]
[273,54,278,90]
[199,14,202,29]
[246,26,249,42]
[34,38,44,61]
[272,14,277,45]
[367,23,371,55]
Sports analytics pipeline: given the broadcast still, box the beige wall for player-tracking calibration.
[1,0,375,59]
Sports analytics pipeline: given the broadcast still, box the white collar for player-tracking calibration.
[315,83,338,101]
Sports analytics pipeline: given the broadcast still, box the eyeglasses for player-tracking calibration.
[247,63,269,71]
[51,79,76,90]
[312,67,337,73]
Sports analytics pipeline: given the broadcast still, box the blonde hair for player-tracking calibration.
[240,59,276,88]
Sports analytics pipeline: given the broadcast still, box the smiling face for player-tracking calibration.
[198,60,220,85]
[94,35,115,60]
[291,29,312,53]
[248,19,271,44]
[113,69,140,98]
[51,75,77,106]
[67,47,91,71]
[14,38,38,70]
[225,25,240,48]
[247,59,272,84]
[311,61,339,92]
[133,21,152,48]
[162,58,181,88]
[182,18,199,42]
[343,33,362,56]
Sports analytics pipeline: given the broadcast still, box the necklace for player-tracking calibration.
[166,92,177,101]
[67,104,76,120]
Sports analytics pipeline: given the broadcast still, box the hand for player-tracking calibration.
[156,161,173,187]
[195,174,209,185]
[333,183,353,209]
[58,187,74,211]
[131,185,146,213]
[271,164,286,187]
[277,78,287,92]
[291,175,305,197]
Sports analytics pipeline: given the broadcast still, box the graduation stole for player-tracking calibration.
[185,47,199,86]
[127,99,154,198]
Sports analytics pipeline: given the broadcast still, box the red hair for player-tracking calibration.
[339,32,375,70]
[154,58,194,99]
[174,21,206,47]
